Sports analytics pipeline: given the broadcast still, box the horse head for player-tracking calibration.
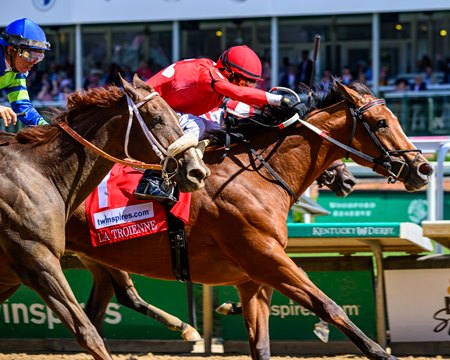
[120,74,210,192]
[327,80,432,192]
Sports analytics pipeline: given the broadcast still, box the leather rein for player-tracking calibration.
[236,97,420,204]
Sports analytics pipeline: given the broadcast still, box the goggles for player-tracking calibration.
[235,76,258,88]
[18,48,45,63]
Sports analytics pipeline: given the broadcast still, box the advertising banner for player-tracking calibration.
[0,269,189,339]
[218,270,376,341]
[316,191,450,224]
[385,268,450,342]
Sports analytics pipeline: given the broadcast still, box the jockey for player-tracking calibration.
[0,18,50,127]
[135,45,308,204]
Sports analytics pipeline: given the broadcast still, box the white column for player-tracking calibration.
[371,13,380,96]
[270,17,278,89]
[172,20,180,62]
[75,24,83,91]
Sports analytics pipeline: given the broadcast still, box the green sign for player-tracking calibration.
[288,222,401,238]
[314,190,449,224]
[0,269,189,339]
[217,270,376,341]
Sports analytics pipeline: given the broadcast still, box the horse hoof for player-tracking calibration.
[181,324,202,342]
[215,302,234,315]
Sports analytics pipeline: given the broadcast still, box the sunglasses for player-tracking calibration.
[18,48,45,63]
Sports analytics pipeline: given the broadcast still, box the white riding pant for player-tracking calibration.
[178,111,223,140]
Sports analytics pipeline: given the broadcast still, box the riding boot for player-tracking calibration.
[134,170,178,206]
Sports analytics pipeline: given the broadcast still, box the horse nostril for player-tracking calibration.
[418,163,433,176]
[189,167,208,182]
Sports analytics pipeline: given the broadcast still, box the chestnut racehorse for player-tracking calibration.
[71,159,357,342]
[63,79,432,360]
[0,75,209,360]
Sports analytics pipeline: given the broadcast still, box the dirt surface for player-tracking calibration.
[0,354,445,360]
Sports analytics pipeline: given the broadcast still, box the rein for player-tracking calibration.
[300,99,421,183]
[232,95,420,203]
[57,122,161,170]
[57,91,199,174]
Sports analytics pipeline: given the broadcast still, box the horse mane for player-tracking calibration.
[15,85,124,145]
[313,77,374,109]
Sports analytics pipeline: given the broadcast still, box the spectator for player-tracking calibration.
[319,69,332,93]
[394,78,409,91]
[379,66,389,86]
[341,66,353,85]
[257,58,271,91]
[296,50,313,86]
[418,54,432,72]
[121,65,134,82]
[36,72,54,101]
[84,68,103,90]
[423,66,436,86]
[410,75,427,91]
[279,63,297,90]
[441,57,450,84]
[136,59,154,81]
[104,62,122,87]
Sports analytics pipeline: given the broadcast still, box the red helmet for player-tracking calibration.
[216,45,262,81]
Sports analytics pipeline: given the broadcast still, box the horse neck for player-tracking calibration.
[55,105,129,216]
[238,107,349,206]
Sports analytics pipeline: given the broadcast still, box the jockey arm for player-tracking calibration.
[210,68,282,107]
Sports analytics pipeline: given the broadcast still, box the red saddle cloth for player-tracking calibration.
[86,164,191,247]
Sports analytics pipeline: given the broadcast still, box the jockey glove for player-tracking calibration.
[280,95,308,118]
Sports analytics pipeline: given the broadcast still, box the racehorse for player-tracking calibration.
[0,75,209,360]
[68,159,357,342]
[67,79,432,360]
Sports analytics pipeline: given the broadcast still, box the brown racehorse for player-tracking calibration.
[63,79,432,360]
[0,75,209,360]
[71,159,356,342]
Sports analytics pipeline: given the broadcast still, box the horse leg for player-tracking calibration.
[81,257,201,341]
[79,257,115,337]
[12,245,112,360]
[236,281,273,360]
[243,245,393,360]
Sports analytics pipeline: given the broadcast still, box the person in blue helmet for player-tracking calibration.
[0,18,51,127]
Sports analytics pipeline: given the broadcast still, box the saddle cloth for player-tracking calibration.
[86,164,191,247]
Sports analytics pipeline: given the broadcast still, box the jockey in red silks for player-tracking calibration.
[135,45,308,205]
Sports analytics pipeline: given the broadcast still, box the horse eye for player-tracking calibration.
[377,119,388,129]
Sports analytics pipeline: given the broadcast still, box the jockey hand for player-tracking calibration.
[280,95,308,118]
[0,105,17,127]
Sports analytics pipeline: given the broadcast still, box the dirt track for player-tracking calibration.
[0,354,445,360]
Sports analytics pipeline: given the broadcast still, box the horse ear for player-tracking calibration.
[132,73,155,92]
[132,73,145,88]
[119,73,137,99]
[336,82,364,107]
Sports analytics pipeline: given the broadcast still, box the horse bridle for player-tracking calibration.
[346,98,421,183]
[236,95,421,204]
[58,90,198,182]
[298,98,421,184]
